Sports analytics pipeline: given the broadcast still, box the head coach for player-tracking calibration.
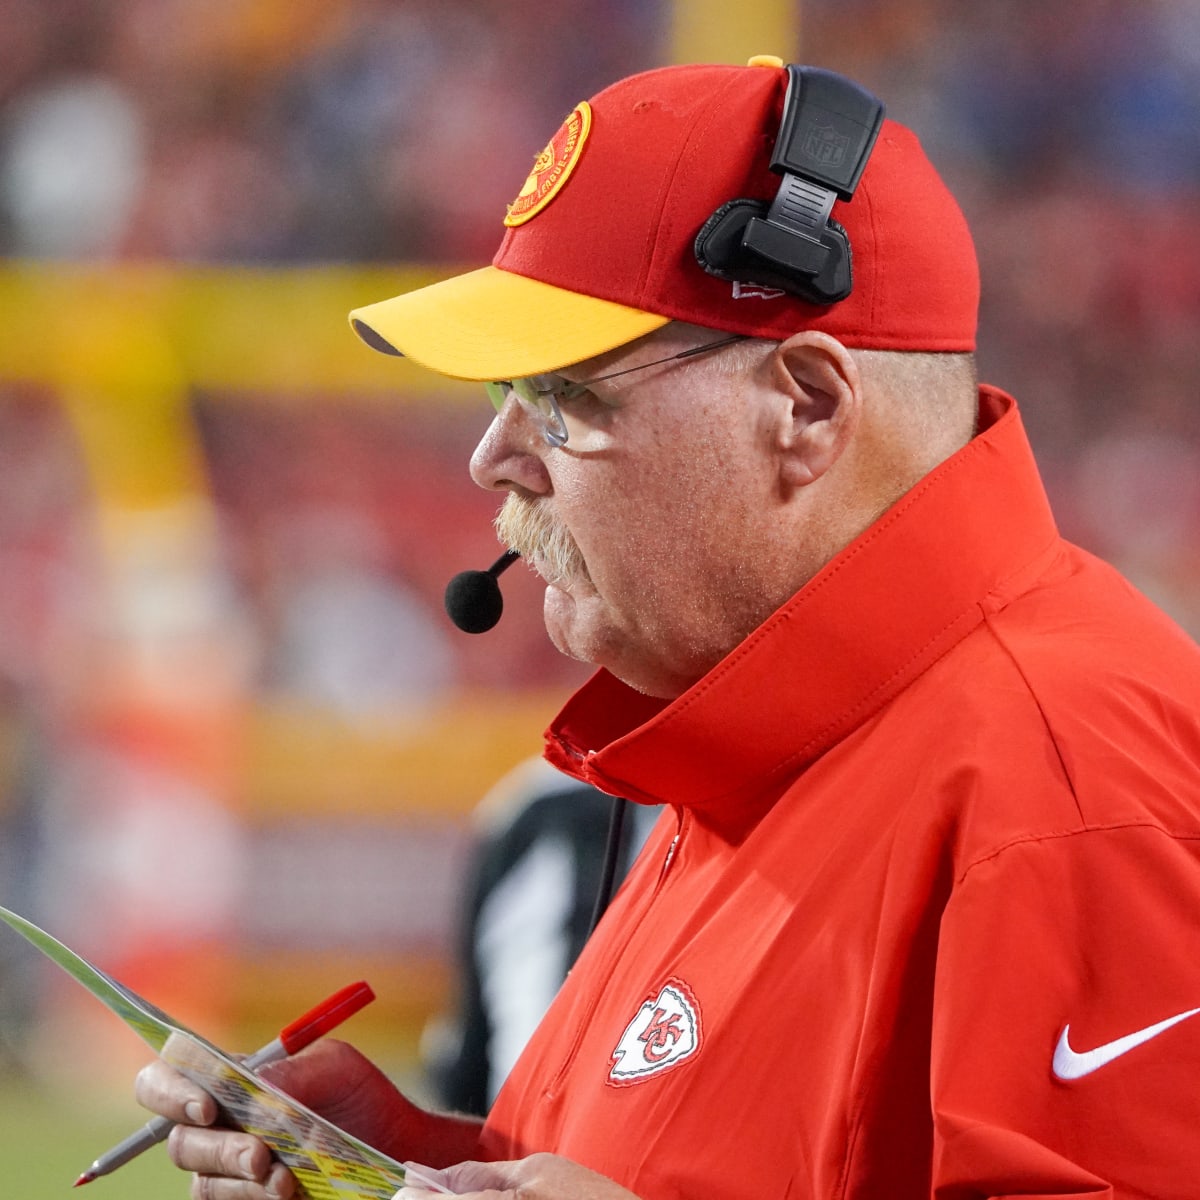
[137,56,1200,1200]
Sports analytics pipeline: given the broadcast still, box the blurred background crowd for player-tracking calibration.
[0,0,1196,1189]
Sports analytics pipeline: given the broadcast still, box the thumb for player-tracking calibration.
[436,1159,518,1194]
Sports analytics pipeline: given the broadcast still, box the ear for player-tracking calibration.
[767,330,862,490]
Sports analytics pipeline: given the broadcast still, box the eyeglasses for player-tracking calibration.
[484,333,746,448]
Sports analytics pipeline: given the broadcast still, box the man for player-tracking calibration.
[136,57,1200,1199]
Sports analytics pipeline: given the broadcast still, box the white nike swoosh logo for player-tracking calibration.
[1053,1006,1200,1080]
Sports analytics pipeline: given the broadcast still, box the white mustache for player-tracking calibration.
[495,495,590,588]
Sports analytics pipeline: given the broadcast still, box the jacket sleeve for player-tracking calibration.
[929,822,1200,1199]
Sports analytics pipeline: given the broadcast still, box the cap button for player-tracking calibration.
[746,54,784,69]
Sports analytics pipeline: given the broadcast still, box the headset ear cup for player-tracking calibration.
[693,198,767,281]
[797,214,851,303]
[694,197,851,304]
[693,65,881,309]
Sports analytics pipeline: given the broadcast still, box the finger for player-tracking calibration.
[393,1189,503,1200]
[423,1159,515,1197]
[191,1162,296,1200]
[134,1059,218,1126]
[440,1160,513,1191]
[399,1161,457,1194]
[167,1124,274,1182]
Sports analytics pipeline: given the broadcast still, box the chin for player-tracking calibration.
[543,587,691,699]
[543,584,622,672]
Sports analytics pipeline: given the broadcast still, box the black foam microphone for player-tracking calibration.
[444,549,521,633]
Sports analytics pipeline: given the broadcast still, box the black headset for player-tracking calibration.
[694,65,885,306]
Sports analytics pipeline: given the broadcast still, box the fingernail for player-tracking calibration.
[184,1100,206,1123]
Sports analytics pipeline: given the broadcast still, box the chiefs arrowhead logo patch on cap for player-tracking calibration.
[608,978,702,1086]
[504,101,592,228]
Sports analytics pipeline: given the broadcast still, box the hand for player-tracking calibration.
[395,1154,642,1200]
[134,1038,483,1200]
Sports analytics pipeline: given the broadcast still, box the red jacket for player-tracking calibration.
[480,388,1200,1199]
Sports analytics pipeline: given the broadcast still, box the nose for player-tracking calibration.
[469,399,553,494]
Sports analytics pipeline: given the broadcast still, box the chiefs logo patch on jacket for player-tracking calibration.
[608,978,703,1085]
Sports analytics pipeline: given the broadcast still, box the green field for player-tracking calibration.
[1,1081,191,1200]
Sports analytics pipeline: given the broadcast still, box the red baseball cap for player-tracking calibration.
[349,57,979,380]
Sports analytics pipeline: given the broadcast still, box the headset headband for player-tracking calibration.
[694,66,885,305]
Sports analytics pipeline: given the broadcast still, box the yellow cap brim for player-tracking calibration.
[348,265,669,381]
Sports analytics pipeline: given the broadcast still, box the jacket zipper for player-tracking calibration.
[544,807,686,1096]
